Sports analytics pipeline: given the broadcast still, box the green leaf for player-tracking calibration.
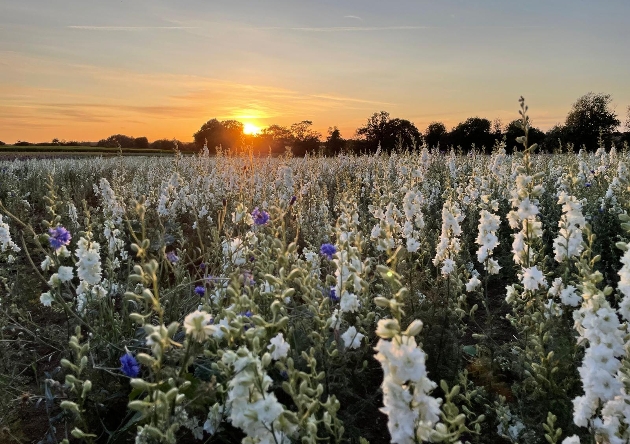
[463,345,477,357]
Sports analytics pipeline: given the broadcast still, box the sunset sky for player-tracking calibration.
[1,0,629,143]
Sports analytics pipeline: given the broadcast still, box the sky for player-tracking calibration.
[1,0,629,143]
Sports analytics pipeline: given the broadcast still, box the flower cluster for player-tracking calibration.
[374,319,441,443]
[433,198,464,275]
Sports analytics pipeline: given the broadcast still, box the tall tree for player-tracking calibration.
[448,117,496,152]
[356,111,420,152]
[193,119,244,152]
[424,122,448,149]
[325,126,345,156]
[290,120,321,156]
[565,92,620,150]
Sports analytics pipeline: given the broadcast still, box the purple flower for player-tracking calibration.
[242,271,255,286]
[194,286,206,296]
[320,243,336,260]
[199,262,206,270]
[120,353,140,377]
[166,251,179,263]
[48,226,71,250]
[329,287,339,302]
[290,196,297,206]
[252,207,270,226]
[585,183,591,187]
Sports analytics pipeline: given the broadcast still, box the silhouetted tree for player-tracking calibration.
[150,139,180,151]
[193,119,244,152]
[504,119,546,154]
[134,137,149,149]
[257,124,294,154]
[448,117,496,152]
[290,120,321,156]
[565,92,620,150]
[97,134,136,148]
[325,127,345,156]
[544,125,567,151]
[356,111,421,152]
[0,140,5,146]
[424,122,448,149]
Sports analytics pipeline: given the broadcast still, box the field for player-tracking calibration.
[1,115,630,444]
[0,146,174,160]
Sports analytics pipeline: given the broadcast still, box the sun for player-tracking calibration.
[243,123,261,135]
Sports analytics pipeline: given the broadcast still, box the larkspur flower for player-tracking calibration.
[194,285,206,296]
[48,226,72,250]
[267,333,290,360]
[183,310,214,342]
[320,243,336,260]
[329,287,339,302]
[251,207,270,225]
[120,353,140,377]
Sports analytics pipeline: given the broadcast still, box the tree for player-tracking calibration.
[448,117,496,152]
[356,111,421,152]
[134,137,149,149]
[151,139,180,151]
[424,122,448,149]
[193,119,244,152]
[97,134,136,148]
[504,119,546,153]
[290,121,321,156]
[0,140,6,146]
[257,124,294,154]
[565,92,620,150]
[325,127,345,155]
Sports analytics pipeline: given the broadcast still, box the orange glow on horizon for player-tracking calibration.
[243,122,262,135]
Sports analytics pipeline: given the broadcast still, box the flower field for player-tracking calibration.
[2,103,630,443]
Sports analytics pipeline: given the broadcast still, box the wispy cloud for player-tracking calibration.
[343,15,363,20]
[262,25,429,32]
[67,26,199,31]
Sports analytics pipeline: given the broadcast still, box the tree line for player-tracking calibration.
[2,93,629,154]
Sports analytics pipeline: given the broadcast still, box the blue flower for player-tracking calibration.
[585,183,591,187]
[166,251,179,263]
[290,196,297,206]
[120,353,140,378]
[320,243,336,260]
[199,262,206,270]
[251,207,270,226]
[194,286,206,296]
[48,226,71,250]
[329,287,339,302]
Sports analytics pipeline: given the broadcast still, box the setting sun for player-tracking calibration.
[243,123,261,135]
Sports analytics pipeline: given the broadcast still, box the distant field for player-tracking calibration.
[0,145,176,158]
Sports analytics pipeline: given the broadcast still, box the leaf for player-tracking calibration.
[463,345,477,357]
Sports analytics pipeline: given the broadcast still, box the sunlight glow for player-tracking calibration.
[243,123,261,135]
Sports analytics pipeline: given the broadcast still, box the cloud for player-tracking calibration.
[343,15,363,20]
[262,25,429,32]
[66,26,199,31]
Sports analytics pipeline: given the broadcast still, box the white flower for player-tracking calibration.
[267,333,290,360]
[465,275,482,292]
[522,266,545,291]
[40,291,54,307]
[41,256,52,271]
[340,291,359,313]
[184,310,214,342]
[57,266,74,283]
[562,436,580,444]
[341,326,364,349]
